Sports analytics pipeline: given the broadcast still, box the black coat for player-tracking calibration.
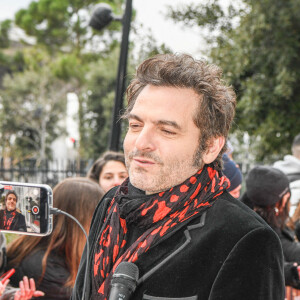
[240,192,300,288]
[278,226,300,288]
[279,226,300,264]
[8,249,71,300]
[72,190,284,300]
[0,210,27,232]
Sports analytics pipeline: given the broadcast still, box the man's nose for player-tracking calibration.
[134,127,156,152]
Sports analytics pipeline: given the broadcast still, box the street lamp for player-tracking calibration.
[89,1,132,151]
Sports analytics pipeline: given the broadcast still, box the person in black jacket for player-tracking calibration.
[241,165,300,289]
[72,53,284,300]
[0,191,26,232]
[6,178,104,300]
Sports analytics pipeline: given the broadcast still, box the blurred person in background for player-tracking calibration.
[87,151,128,193]
[274,133,300,216]
[222,153,243,199]
[241,166,300,289]
[0,192,26,232]
[287,199,300,243]
[5,177,104,300]
[0,233,44,299]
[225,140,234,160]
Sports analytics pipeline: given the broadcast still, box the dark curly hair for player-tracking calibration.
[122,53,236,168]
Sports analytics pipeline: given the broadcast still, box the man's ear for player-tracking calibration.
[202,136,225,164]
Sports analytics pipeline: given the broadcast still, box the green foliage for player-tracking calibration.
[79,49,119,159]
[14,0,123,54]
[4,233,19,245]
[0,0,123,161]
[0,0,168,164]
[168,0,300,162]
[0,20,12,48]
[0,18,26,88]
[15,0,78,51]
[51,53,85,81]
[0,61,68,163]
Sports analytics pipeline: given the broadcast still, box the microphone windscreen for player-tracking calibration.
[112,261,139,287]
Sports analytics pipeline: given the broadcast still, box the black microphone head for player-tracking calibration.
[111,261,139,292]
[113,261,139,282]
[109,262,139,300]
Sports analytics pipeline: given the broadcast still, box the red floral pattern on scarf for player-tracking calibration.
[93,164,230,299]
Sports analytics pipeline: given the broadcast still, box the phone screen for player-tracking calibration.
[0,181,53,236]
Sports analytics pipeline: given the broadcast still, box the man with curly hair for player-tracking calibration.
[72,54,284,300]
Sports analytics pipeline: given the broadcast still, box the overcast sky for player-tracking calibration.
[0,0,204,57]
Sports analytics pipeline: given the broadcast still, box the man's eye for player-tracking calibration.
[129,123,142,130]
[162,129,176,135]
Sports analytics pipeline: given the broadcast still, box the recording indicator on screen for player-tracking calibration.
[32,206,40,215]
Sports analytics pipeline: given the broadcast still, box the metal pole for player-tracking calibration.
[109,0,132,151]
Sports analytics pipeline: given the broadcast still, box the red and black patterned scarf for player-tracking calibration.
[92,163,230,299]
[3,209,17,230]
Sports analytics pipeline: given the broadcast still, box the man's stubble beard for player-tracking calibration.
[126,147,204,194]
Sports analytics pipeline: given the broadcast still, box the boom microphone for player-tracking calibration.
[109,261,139,300]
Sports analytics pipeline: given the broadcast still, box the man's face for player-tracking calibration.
[6,193,17,211]
[124,85,202,194]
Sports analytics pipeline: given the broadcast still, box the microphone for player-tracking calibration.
[109,261,139,300]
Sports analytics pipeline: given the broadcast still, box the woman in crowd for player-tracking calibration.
[5,177,104,299]
[241,166,300,289]
[0,192,27,232]
[87,151,128,193]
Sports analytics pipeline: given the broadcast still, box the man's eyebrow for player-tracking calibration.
[127,113,181,130]
[126,113,143,122]
[155,120,181,130]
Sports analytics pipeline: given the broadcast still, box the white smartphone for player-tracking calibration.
[0,181,53,236]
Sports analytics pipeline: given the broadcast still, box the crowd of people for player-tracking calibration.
[0,152,126,299]
[0,53,299,299]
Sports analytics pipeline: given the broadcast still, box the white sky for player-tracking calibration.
[133,0,204,57]
[0,0,204,57]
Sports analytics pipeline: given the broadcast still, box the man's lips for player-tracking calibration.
[133,157,155,166]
